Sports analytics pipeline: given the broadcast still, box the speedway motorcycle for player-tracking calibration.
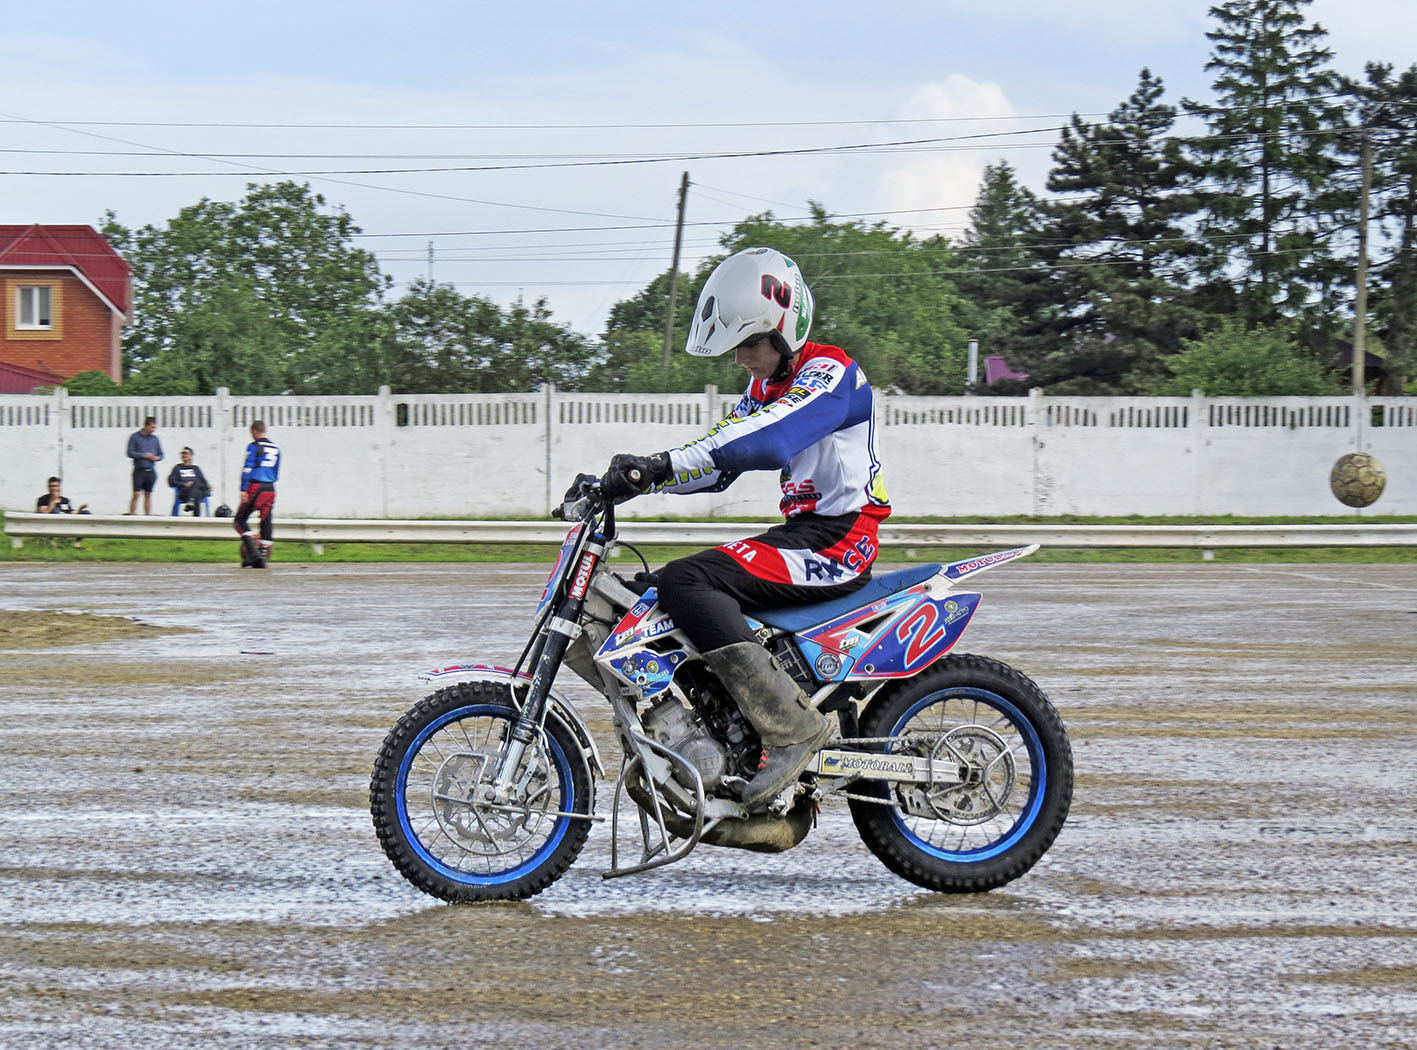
[370,476,1073,902]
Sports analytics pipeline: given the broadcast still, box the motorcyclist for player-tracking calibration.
[599,247,891,808]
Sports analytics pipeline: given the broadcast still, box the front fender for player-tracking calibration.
[419,663,605,777]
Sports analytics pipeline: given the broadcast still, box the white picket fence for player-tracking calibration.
[1,386,1413,518]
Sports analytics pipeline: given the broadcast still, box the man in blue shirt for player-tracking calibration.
[126,416,163,515]
[233,420,281,568]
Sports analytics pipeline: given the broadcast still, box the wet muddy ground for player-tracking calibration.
[1,559,1415,1049]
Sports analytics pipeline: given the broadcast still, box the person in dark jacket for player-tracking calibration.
[167,448,211,515]
[36,476,87,548]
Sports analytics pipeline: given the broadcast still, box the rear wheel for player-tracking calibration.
[848,654,1072,893]
[370,680,594,902]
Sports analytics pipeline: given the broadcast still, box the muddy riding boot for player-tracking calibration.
[702,641,835,809]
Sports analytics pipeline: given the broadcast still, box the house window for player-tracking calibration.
[17,285,53,329]
[5,279,62,340]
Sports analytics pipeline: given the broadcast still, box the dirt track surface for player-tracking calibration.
[2,560,1415,1049]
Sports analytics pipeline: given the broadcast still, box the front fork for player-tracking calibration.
[488,532,607,801]
[487,620,577,800]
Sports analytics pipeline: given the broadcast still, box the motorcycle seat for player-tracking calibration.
[750,563,943,633]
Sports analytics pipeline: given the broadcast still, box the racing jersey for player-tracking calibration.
[663,342,890,521]
[241,438,281,486]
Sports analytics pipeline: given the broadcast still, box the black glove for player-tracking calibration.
[561,472,600,505]
[600,452,672,503]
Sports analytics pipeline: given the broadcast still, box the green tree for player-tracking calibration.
[122,280,287,395]
[599,205,972,394]
[59,370,122,396]
[950,160,1046,375]
[1346,62,1417,384]
[497,295,600,391]
[103,181,390,393]
[1162,317,1333,394]
[386,279,507,392]
[591,268,748,392]
[999,71,1204,392]
[717,206,972,395]
[1048,71,1202,384]
[387,280,598,393]
[1181,0,1349,324]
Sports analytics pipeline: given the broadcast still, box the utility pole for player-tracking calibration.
[662,171,690,368]
[1353,129,1371,397]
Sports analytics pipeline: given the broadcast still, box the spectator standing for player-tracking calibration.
[167,448,211,515]
[233,420,280,567]
[126,416,163,515]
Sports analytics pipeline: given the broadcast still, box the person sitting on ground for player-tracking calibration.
[36,476,87,515]
[35,476,88,548]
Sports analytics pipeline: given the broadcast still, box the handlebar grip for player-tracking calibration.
[627,467,643,484]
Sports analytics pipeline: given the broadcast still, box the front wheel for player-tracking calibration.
[370,680,595,902]
[848,654,1072,893]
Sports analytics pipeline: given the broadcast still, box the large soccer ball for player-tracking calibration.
[1329,452,1386,508]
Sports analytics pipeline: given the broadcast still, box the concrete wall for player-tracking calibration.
[1,387,1413,518]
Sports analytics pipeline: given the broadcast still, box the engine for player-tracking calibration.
[642,695,728,790]
[642,661,763,792]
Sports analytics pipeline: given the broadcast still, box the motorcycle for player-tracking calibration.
[370,475,1073,902]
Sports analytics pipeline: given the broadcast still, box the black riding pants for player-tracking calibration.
[655,511,877,652]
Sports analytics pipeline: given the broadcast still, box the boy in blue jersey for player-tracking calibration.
[597,247,890,808]
[233,420,280,567]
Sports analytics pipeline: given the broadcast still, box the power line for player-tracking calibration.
[0,125,1073,176]
[0,113,1105,131]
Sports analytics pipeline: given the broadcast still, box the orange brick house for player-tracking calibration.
[0,224,130,391]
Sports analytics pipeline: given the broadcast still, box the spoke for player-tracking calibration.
[432,790,476,808]
[457,719,481,753]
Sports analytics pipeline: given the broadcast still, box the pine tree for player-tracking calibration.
[1028,69,1204,391]
[990,71,1203,392]
[1182,0,1349,324]
[950,161,1047,386]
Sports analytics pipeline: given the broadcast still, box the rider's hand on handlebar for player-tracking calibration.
[600,452,672,504]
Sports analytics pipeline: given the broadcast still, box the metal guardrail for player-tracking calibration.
[5,512,1415,548]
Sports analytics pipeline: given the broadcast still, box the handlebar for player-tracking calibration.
[551,473,611,524]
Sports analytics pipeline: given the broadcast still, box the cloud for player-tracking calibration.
[878,75,1021,238]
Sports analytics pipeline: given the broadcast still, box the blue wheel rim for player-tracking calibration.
[887,686,1045,862]
[397,704,574,886]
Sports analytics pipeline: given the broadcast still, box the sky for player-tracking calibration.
[3,1,1413,339]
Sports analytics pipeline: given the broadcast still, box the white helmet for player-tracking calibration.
[684,247,814,359]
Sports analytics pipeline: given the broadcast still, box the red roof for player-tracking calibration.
[0,224,131,317]
[0,359,66,393]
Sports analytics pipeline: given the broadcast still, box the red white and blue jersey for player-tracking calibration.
[241,438,281,487]
[663,342,890,522]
